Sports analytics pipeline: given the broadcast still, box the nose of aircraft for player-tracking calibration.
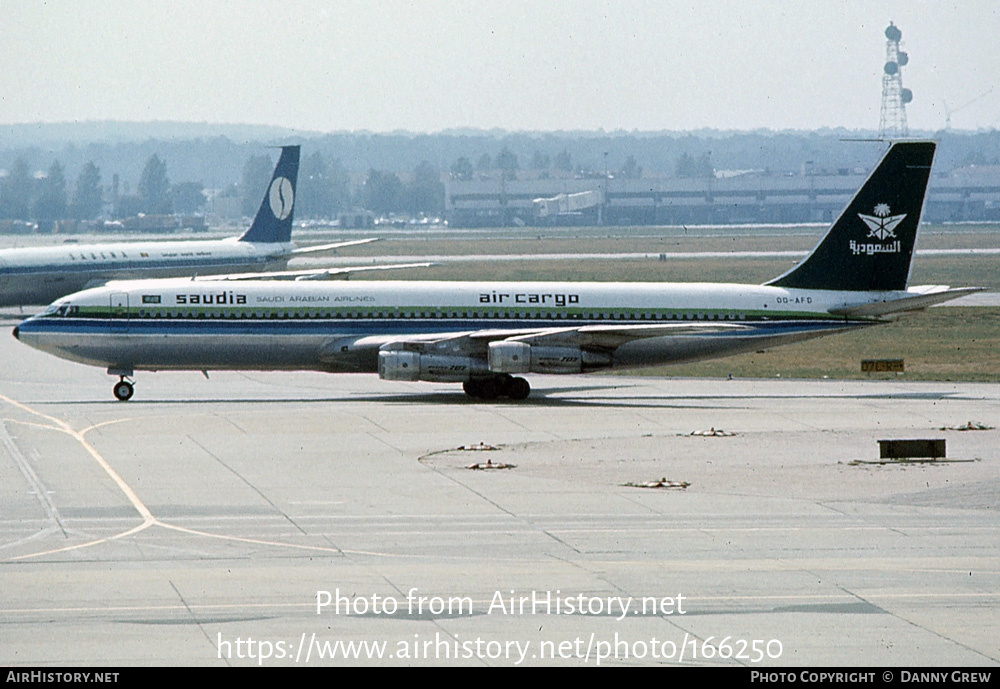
[12,326,18,340]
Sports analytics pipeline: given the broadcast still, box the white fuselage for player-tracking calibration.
[0,238,294,307]
[15,277,884,375]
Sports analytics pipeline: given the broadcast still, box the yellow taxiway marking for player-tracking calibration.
[0,394,344,561]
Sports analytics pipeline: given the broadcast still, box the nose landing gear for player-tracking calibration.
[108,368,135,401]
[112,377,134,401]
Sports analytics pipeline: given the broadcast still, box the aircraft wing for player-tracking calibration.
[829,286,983,317]
[191,262,434,282]
[290,238,379,255]
[355,322,749,353]
[480,322,748,348]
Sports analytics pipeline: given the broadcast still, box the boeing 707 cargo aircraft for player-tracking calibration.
[0,145,374,307]
[14,141,978,401]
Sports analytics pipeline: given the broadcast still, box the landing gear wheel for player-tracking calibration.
[476,377,502,400]
[113,379,134,401]
[463,377,501,400]
[504,376,531,400]
[465,376,530,401]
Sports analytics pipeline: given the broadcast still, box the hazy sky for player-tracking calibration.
[2,1,998,133]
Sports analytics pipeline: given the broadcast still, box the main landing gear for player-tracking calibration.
[112,376,134,401]
[462,375,531,401]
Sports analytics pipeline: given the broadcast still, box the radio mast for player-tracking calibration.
[878,22,912,138]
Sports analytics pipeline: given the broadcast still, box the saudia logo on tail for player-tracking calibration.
[850,203,905,256]
[269,176,294,220]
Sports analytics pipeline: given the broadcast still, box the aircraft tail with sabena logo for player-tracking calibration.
[238,145,300,245]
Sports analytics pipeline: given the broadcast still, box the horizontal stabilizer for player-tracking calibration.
[829,286,983,317]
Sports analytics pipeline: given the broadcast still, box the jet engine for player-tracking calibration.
[487,341,611,374]
[378,350,486,382]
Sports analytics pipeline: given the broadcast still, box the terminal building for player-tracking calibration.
[445,168,1000,227]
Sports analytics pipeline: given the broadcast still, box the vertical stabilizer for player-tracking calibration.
[767,141,935,292]
[239,145,300,244]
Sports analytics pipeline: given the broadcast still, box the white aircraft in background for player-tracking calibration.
[14,141,979,401]
[0,145,375,307]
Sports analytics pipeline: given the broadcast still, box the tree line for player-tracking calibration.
[0,151,450,226]
[0,154,206,226]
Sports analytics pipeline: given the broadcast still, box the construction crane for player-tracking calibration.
[942,88,995,131]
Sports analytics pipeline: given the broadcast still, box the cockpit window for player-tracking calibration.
[42,304,74,317]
